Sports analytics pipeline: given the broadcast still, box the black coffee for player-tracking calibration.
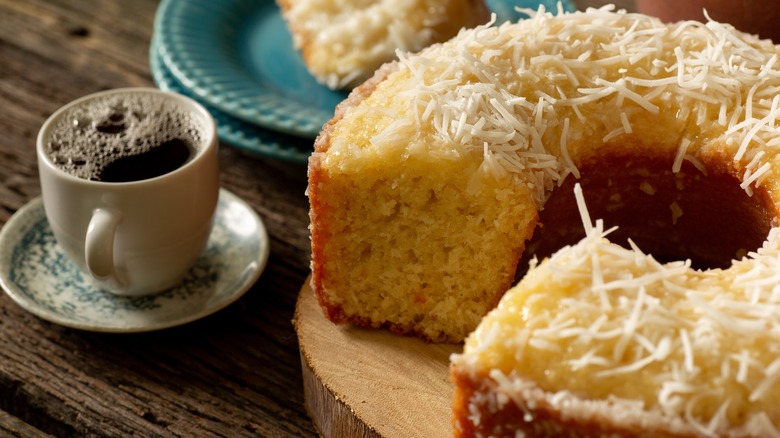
[45,93,204,182]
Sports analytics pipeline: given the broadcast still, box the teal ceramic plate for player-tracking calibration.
[0,189,269,333]
[153,0,576,139]
[154,0,347,138]
[486,0,577,23]
[150,40,312,163]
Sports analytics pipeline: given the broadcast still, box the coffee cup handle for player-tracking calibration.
[85,208,125,290]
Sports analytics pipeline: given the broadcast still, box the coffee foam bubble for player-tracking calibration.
[46,93,204,181]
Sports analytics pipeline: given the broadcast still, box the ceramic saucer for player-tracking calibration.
[0,189,269,333]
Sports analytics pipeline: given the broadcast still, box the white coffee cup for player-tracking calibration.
[37,88,219,296]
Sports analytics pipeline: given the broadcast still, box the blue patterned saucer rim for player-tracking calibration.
[0,189,270,333]
[152,0,576,140]
[150,38,312,164]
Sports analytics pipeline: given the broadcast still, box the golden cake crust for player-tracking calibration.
[308,62,399,326]
[451,369,702,438]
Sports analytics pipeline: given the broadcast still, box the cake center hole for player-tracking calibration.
[518,155,776,275]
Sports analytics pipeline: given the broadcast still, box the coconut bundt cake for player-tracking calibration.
[308,4,780,346]
[307,3,780,434]
[276,0,490,89]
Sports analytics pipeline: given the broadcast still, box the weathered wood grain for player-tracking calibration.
[0,0,315,436]
[296,278,459,438]
[0,409,52,437]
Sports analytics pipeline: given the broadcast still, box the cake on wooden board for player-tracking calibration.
[308,4,780,345]
[306,2,780,434]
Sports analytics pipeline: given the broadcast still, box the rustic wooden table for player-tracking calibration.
[0,0,633,436]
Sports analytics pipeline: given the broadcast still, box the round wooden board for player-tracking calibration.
[294,277,461,437]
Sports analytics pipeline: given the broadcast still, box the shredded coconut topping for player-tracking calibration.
[406,5,780,435]
[454,183,780,435]
[375,5,780,205]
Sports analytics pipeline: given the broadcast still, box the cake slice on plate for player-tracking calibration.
[276,0,490,89]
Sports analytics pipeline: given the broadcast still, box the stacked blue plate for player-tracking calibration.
[150,0,576,163]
